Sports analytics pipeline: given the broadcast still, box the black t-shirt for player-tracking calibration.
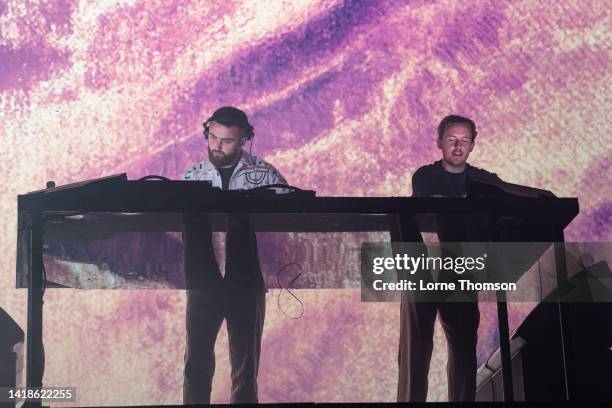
[218,162,239,190]
[412,160,502,198]
[412,160,503,241]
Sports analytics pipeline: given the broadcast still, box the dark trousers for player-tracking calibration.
[182,213,265,404]
[183,289,265,404]
[397,294,480,402]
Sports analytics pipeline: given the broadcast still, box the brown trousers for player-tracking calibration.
[397,294,480,402]
[391,215,481,402]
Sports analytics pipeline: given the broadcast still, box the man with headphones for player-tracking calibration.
[181,106,287,404]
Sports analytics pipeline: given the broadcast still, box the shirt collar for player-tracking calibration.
[237,149,255,166]
[436,159,471,175]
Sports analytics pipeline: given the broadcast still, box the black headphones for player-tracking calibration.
[203,106,255,141]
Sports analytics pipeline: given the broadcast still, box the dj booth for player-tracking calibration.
[16,174,579,405]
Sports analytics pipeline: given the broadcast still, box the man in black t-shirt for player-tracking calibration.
[398,115,502,402]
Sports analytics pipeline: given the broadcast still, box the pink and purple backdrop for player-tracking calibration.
[1,0,610,404]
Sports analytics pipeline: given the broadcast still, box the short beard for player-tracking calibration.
[208,146,241,168]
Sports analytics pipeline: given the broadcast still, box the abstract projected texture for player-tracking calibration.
[1,0,610,404]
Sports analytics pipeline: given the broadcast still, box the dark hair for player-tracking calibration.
[203,106,254,140]
[437,115,478,141]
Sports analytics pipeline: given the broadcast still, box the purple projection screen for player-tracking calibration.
[1,0,610,404]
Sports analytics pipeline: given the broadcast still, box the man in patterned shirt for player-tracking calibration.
[181,106,287,404]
